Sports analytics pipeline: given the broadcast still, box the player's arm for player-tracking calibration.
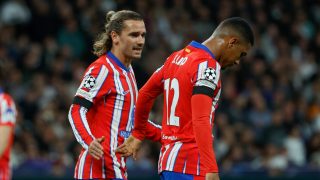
[0,95,16,157]
[131,65,165,141]
[145,120,162,142]
[116,65,164,158]
[191,60,220,173]
[0,126,12,157]
[68,63,108,159]
[68,104,95,149]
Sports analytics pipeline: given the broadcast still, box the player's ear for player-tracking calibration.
[227,37,238,48]
[111,31,120,45]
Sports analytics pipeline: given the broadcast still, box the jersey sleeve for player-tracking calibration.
[68,104,95,150]
[145,120,162,142]
[191,94,218,173]
[68,62,110,150]
[0,94,17,126]
[189,58,220,173]
[190,58,221,98]
[132,65,165,141]
[73,62,110,109]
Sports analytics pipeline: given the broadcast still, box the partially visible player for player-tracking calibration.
[117,17,254,180]
[68,10,161,180]
[0,62,17,180]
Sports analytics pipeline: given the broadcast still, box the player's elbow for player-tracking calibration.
[192,116,211,126]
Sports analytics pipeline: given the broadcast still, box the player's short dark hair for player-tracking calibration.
[218,17,254,46]
[93,10,143,56]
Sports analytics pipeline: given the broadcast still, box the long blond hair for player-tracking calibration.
[93,10,143,56]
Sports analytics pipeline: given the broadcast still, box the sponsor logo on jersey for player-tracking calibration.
[120,131,131,138]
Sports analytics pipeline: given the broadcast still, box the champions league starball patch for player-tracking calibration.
[203,67,216,82]
[83,75,96,89]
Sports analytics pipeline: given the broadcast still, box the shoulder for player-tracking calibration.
[85,55,112,75]
[0,93,15,106]
[188,56,219,69]
[90,55,109,68]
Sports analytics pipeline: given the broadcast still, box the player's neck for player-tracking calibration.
[202,38,223,62]
[110,49,132,68]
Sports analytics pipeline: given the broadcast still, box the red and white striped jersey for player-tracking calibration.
[0,90,17,180]
[68,52,161,179]
[132,41,222,176]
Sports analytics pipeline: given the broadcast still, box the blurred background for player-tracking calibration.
[0,0,320,179]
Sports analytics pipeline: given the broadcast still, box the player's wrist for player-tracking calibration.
[86,136,95,147]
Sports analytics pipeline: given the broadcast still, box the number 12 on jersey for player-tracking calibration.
[164,78,180,126]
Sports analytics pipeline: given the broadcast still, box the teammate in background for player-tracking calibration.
[68,10,161,180]
[0,62,18,180]
[117,17,254,180]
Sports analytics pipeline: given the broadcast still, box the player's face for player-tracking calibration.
[117,20,146,60]
[221,39,251,69]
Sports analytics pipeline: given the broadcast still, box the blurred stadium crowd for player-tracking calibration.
[0,0,320,178]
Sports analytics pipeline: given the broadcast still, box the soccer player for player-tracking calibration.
[0,64,17,180]
[68,10,161,180]
[116,17,254,180]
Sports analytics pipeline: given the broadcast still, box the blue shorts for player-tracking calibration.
[160,171,204,180]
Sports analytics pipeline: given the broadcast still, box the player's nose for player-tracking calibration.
[234,60,240,65]
[137,35,145,45]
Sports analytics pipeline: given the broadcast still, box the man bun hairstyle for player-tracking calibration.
[93,10,143,56]
[218,17,254,46]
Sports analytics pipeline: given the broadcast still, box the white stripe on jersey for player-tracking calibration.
[89,160,93,179]
[148,119,162,129]
[106,57,124,179]
[197,61,208,81]
[68,105,89,149]
[102,158,106,178]
[78,150,88,179]
[91,65,108,100]
[121,157,125,169]
[158,150,163,172]
[129,71,138,129]
[213,62,221,86]
[210,89,221,124]
[92,65,109,99]
[80,107,95,139]
[77,66,95,94]
[159,144,170,172]
[76,65,108,103]
[123,71,134,132]
[129,67,138,101]
[182,158,187,174]
[166,142,183,171]
[209,62,221,124]
[197,154,200,175]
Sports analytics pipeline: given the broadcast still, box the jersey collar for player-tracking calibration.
[189,41,216,59]
[107,51,129,72]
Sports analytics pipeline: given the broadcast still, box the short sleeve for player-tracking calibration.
[73,63,110,109]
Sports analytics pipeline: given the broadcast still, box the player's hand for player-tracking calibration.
[205,173,220,180]
[89,136,105,160]
[116,135,142,160]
